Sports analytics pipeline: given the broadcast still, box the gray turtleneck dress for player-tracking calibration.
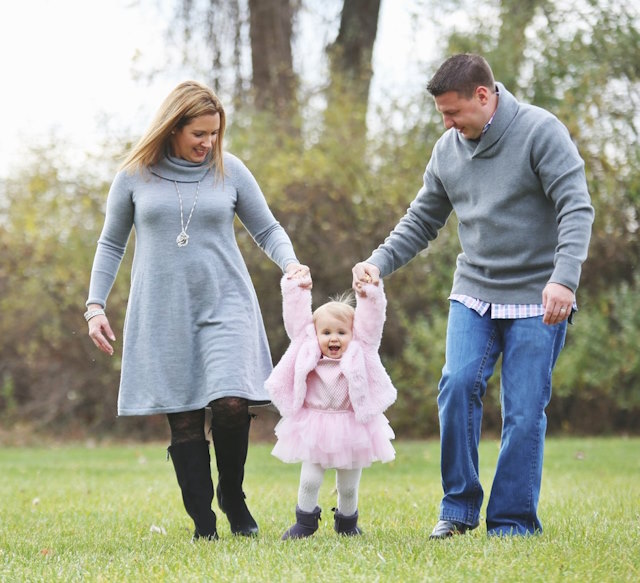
[86,153,299,416]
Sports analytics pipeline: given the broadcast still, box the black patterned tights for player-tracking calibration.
[167,397,249,444]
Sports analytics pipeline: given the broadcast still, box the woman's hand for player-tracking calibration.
[86,304,116,356]
[285,263,312,288]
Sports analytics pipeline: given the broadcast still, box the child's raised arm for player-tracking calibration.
[280,274,314,340]
[353,281,387,348]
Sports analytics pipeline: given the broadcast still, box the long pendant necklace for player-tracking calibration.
[174,180,200,247]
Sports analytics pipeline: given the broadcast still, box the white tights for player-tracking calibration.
[297,461,362,516]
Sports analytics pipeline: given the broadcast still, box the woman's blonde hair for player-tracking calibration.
[120,80,226,176]
[313,291,356,325]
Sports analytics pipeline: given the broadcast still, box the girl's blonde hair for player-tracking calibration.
[120,80,226,177]
[313,291,356,325]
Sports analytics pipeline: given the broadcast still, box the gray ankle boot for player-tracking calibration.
[281,506,322,540]
[333,508,363,536]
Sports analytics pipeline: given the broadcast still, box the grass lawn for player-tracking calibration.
[0,437,638,582]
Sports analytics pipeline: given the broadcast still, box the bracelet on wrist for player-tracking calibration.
[84,308,105,322]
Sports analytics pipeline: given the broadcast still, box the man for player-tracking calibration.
[352,54,594,537]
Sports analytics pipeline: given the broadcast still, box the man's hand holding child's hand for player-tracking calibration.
[352,262,380,296]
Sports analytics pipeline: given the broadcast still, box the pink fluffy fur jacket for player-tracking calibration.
[265,275,397,424]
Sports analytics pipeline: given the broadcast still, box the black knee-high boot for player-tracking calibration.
[167,440,218,540]
[210,415,259,536]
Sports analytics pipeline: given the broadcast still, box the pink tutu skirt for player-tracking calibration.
[272,407,395,470]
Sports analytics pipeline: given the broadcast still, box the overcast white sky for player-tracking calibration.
[0,0,438,177]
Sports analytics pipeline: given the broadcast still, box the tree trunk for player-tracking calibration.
[248,0,298,120]
[330,0,381,101]
[325,0,382,151]
[495,0,548,89]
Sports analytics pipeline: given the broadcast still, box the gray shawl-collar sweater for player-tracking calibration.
[368,83,594,303]
[87,152,298,415]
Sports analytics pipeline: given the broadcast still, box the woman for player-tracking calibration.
[85,80,310,540]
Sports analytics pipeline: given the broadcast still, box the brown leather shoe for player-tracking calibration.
[429,519,479,539]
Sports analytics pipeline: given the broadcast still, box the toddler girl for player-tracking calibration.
[266,274,397,539]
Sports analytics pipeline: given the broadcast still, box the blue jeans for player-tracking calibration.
[437,301,567,536]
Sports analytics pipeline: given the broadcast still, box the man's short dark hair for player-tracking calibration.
[427,54,496,98]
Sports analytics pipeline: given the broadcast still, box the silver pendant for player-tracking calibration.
[176,231,189,247]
